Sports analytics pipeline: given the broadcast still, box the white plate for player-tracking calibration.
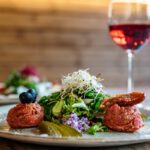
[0,83,18,104]
[0,105,150,147]
[0,95,19,104]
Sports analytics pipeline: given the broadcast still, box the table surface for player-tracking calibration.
[0,138,150,150]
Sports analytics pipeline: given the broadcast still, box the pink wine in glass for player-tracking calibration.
[109,24,150,52]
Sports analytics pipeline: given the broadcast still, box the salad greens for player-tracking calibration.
[6,71,37,89]
[39,90,108,121]
[39,70,109,134]
[5,70,37,94]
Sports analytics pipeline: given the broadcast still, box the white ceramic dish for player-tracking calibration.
[0,105,150,147]
[0,95,19,104]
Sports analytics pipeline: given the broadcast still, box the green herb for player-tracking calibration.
[86,123,108,135]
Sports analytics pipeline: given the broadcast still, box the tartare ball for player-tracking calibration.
[104,104,143,132]
[7,103,44,128]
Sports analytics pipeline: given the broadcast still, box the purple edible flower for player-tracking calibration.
[62,113,90,133]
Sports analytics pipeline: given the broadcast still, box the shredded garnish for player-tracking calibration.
[61,69,103,93]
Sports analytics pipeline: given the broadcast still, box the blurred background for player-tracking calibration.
[0,0,149,88]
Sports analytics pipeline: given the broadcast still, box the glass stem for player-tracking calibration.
[127,49,134,92]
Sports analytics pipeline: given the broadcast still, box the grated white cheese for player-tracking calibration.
[61,69,103,92]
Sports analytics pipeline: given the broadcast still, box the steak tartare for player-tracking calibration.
[7,103,44,128]
[101,92,145,132]
[104,104,143,132]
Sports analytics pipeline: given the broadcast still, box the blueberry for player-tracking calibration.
[19,92,32,103]
[27,89,37,102]
[19,89,38,104]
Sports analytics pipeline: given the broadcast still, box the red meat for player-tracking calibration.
[104,104,143,132]
[100,92,145,110]
[7,103,44,128]
[101,92,145,132]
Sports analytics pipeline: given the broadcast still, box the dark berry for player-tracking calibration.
[27,89,37,102]
[19,92,35,104]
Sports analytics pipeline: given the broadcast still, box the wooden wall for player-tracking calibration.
[0,0,149,88]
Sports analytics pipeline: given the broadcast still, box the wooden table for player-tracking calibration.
[0,138,150,150]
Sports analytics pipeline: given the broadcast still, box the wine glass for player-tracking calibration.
[108,0,150,92]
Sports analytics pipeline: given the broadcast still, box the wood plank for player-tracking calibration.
[0,44,149,64]
[0,48,78,67]
[0,30,149,51]
[0,66,78,82]
[0,0,109,14]
[0,66,149,87]
[0,30,111,46]
[0,31,94,46]
[0,12,107,31]
[79,47,150,67]
[88,67,150,87]
[0,46,149,72]
[39,49,78,67]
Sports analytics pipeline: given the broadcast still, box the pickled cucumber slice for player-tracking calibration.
[50,123,81,137]
[49,122,71,136]
[60,124,81,137]
[38,121,62,137]
[38,121,82,137]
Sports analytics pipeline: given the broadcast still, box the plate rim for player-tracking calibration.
[0,131,150,147]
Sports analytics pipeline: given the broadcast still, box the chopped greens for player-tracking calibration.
[39,89,108,121]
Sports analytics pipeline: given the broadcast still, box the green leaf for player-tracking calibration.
[39,96,49,106]
[52,99,64,117]
[83,98,93,104]
[45,103,56,120]
[72,99,88,110]
[86,123,108,135]
[50,92,61,99]
[87,125,100,135]
[85,91,96,99]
